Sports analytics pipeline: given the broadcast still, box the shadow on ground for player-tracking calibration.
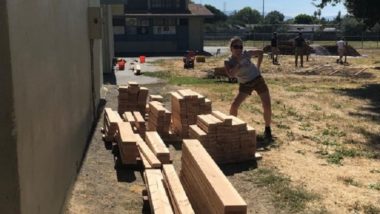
[77,99,107,173]
[103,72,116,85]
[335,83,380,151]
[219,160,258,176]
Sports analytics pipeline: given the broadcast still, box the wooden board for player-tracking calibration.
[123,112,135,122]
[144,169,174,214]
[137,141,162,168]
[162,164,194,214]
[181,140,247,213]
[145,131,171,164]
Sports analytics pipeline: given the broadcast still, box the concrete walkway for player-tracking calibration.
[115,57,181,85]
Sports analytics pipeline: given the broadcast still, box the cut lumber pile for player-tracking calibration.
[118,81,149,115]
[145,131,171,164]
[171,89,212,138]
[103,108,123,142]
[162,164,194,214]
[137,139,162,169]
[122,111,146,137]
[144,169,174,214]
[148,101,171,136]
[139,149,152,169]
[189,111,256,163]
[149,94,164,102]
[180,140,247,214]
[116,122,140,165]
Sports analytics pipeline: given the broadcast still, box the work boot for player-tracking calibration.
[264,126,272,140]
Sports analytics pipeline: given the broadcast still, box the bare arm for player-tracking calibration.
[246,49,264,70]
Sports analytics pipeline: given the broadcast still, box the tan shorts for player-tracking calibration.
[239,76,269,95]
[338,48,346,56]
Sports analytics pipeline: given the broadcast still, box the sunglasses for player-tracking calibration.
[232,45,243,49]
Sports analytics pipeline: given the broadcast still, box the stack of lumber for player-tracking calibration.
[144,169,174,214]
[145,131,171,164]
[116,122,140,165]
[171,89,212,138]
[180,140,247,213]
[103,108,123,142]
[118,81,149,115]
[149,94,164,102]
[116,122,161,167]
[162,164,194,214]
[122,111,146,137]
[148,101,171,136]
[195,56,206,63]
[189,111,256,163]
[137,136,162,169]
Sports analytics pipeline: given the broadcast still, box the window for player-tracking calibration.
[153,18,176,26]
[152,18,176,35]
[153,26,176,35]
[113,26,125,35]
[125,18,137,26]
[125,18,150,35]
[151,0,180,9]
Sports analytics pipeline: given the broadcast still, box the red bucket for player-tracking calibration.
[139,55,146,63]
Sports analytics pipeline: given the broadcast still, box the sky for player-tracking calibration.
[193,0,347,18]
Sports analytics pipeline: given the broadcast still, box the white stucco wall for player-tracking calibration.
[1,0,102,213]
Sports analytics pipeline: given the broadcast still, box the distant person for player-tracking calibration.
[294,32,306,67]
[336,38,348,64]
[271,32,280,65]
[224,36,273,139]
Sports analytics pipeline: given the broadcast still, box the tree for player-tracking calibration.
[230,7,262,25]
[204,4,227,23]
[334,11,342,24]
[294,14,315,24]
[265,10,285,24]
[371,23,380,33]
[314,0,380,27]
[341,15,366,35]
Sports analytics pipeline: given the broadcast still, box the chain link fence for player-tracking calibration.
[205,31,380,49]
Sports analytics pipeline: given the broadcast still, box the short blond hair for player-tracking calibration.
[229,36,243,47]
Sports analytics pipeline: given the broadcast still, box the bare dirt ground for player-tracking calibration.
[63,82,280,214]
[164,50,380,213]
[64,49,380,214]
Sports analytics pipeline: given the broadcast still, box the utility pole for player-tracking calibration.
[262,0,265,20]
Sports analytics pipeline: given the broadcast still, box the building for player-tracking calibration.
[1,0,103,213]
[102,0,213,57]
[287,24,322,32]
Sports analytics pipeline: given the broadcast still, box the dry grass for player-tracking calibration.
[149,49,380,213]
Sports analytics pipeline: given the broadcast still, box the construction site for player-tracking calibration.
[2,0,380,214]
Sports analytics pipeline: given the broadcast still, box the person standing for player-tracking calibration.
[224,36,273,139]
[271,32,280,65]
[294,32,306,67]
[337,38,348,64]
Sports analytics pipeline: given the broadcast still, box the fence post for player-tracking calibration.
[361,32,364,49]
